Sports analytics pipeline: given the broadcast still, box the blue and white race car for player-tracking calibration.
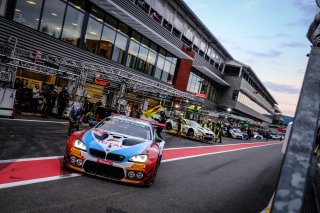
[64,115,165,185]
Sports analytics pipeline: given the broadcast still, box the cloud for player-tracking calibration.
[247,49,282,58]
[251,33,289,39]
[269,60,282,65]
[291,0,317,15]
[280,41,307,48]
[243,0,261,10]
[264,81,301,94]
[296,68,305,73]
[288,0,317,26]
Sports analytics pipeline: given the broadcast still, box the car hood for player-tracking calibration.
[81,128,151,159]
[197,126,213,134]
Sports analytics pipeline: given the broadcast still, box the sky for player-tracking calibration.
[184,0,318,117]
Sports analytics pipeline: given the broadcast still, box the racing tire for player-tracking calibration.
[187,129,194,138]
[147,159,160,186]
[157,155,162,168]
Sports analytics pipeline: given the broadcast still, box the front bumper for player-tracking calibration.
[64,147,153,185]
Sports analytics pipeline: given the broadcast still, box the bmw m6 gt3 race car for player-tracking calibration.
[229,128,248,140]
[64,115,165,185]
[166,118,215,141]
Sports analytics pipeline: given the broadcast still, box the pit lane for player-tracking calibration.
[0,116,283,212]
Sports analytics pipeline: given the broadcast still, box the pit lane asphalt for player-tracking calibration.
[0,115,283,212]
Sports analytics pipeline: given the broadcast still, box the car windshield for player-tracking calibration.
[233,129,242,133]
[187,120,201,128]
[95,117,152,140]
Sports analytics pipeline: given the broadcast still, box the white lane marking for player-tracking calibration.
[0,156,63,163]
[0,118,68,124]
[0,142,282,163]
[162,143,280,163]
[0,174,82,189]
[0,143,281,189]
[164,141,281,150]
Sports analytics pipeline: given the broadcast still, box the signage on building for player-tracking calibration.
[194,93,208,99]
[0,71,11,82]
[95,79,110,87]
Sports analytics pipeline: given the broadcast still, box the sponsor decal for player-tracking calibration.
[71,147,82,158]
[132,163,146,169]
[142,104,162,119]
[193,93,208,99]
[95,79,110,87]
[97,159,113,166]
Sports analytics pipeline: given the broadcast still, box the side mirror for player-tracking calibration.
[155,137,163,143]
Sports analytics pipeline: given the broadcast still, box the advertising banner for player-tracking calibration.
[142,104,163,119]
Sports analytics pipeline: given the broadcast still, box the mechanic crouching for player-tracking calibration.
[68,103,83,137]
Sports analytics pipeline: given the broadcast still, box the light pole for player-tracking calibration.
[226,108,232,119]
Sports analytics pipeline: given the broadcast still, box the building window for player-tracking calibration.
[0,0,8,16]
[126,40,140,68]
[84,17,103,53]
[145,50,156,76]
[40,0,66,38]
[181,35,192,47]
[68,0,85,10]
[163,19,172,31]
[151,10,162,23]
[154,56,164,79]
[136,45,148,72]
[172,28,181,38]
[161,59,171,82]
[232,90,239,101]
[111,32,128,64]
[136,0,150,13]
[199,50,205,57]
[224,65,241,76]
[105,13,118,29]
[61,4,84,46]
[98,25,116,59]
[14,0,44,30]
[168,59,177,84]
[118,22,129,35]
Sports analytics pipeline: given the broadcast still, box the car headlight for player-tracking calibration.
[129,155,148,163]
[196,129,204,136]
[74,139,87,151]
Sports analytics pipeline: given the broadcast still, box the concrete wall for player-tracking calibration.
[219,75,241,108]
[240,79,274,113]
[220,75,273,123]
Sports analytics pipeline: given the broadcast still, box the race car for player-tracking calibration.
[229,128,248,140]
[166,118,215,141]
[64,115,165,185]
[253,132,264,140]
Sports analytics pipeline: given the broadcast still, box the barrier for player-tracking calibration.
[0,87,16,117]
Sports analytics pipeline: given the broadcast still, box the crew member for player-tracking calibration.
[153,110,167,139]
[176,115,184,137]
[68,103,83,136]
[215,122,223,143]
[57,86,69,118]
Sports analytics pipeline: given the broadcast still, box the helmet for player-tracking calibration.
[85,95,91,99]
[160,110,165,115]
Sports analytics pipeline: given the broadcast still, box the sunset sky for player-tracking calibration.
[184,0,318,116]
